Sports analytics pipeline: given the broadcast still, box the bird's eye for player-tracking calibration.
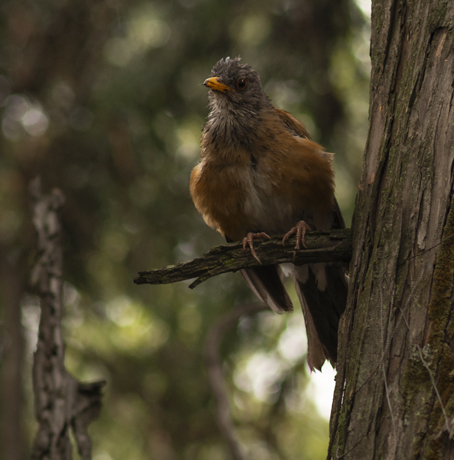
[236,78,248,90]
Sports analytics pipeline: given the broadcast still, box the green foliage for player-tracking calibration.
[0,0,369,458]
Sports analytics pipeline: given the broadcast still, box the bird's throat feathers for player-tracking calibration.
[202,100,264,159]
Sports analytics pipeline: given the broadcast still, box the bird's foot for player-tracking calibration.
[243,232,271,264]
[282,221,313,260]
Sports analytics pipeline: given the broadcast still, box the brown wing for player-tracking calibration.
[276,107,348,370]
[275,108,312,140]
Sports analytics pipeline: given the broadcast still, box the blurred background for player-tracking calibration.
[0,0,370,458]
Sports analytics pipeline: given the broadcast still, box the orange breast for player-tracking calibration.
[190,112,336,241]
[190,154,254,240]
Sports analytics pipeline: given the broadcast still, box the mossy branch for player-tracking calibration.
[134,228,352,288]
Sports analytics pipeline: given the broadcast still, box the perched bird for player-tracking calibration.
[190,57,347,370]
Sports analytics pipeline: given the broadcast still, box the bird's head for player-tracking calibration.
[203,57,271,115]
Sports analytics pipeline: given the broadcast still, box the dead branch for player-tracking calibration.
[205,302,268,460]
[30,178,105,460]
[134,228,352,288]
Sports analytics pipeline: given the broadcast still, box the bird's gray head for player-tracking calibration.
[203,57,271,117]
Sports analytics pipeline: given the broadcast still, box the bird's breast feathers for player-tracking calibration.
[190,134,335,241]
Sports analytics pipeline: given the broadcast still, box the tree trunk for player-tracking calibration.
[329,0,454,458]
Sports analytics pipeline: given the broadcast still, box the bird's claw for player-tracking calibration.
[243,232,271,264]
[282,221,312,261]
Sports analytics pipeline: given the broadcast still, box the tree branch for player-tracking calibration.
[134,228,352,288]
[205,302,268,460]
[30,178,105,460]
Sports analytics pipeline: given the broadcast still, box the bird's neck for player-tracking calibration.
[202,104,263,157]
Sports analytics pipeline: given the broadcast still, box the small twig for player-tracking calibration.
[205,302,268,460]
[398,233,454,266]
[417,346,453,438]
[378,284,396,452]
[134,229,352,287]
[332,265,427,458]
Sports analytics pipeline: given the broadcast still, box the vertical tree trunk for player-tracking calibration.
[330,0,454,458]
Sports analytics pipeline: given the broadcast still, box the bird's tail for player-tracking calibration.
[292,262,348,371]
[241,265,293,314]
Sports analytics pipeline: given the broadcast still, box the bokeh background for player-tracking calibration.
[0,0,370,458]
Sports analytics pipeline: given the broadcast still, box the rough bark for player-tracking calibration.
[330,1,454,459]
[30,178,105,460]
[134,229,352,288]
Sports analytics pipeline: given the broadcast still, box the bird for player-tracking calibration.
[190,57,348,371]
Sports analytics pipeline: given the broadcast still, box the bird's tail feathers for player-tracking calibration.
[292,263,347,371]
[241,266,293,314]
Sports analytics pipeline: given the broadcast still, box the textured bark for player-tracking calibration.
[330,1,454,459]
[30,179,105,460]
[134,229,352,288]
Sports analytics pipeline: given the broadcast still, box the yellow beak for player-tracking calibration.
[203,77,233,93]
